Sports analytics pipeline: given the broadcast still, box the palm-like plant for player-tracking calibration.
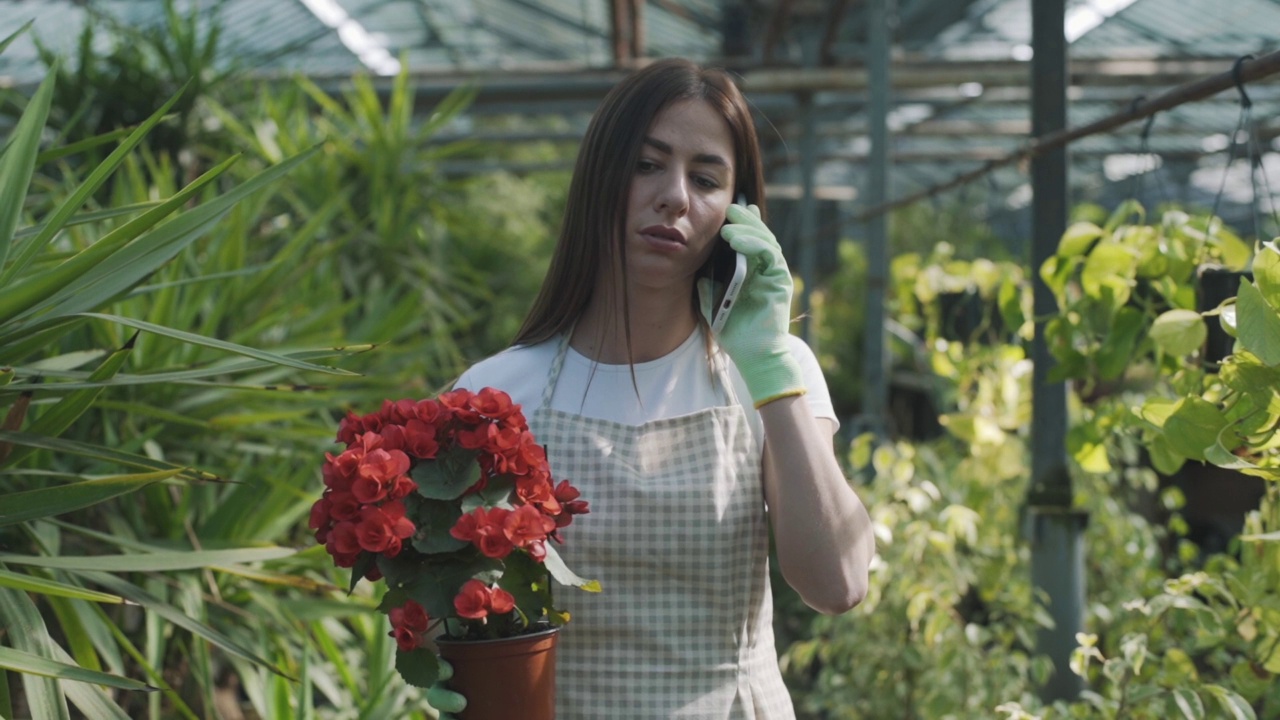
[0,22,371,717]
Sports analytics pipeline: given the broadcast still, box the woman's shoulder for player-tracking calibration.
[452,339,559,409]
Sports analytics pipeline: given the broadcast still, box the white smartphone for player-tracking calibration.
[712,195,749,334]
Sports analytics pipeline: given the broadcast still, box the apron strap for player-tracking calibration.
[541,329,574,410]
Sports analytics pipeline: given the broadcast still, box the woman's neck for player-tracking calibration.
[572,280,698,364]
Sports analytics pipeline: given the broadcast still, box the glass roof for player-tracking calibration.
[2,0,1278,240]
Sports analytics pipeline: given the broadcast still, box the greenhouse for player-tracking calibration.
[1,0,1278,718]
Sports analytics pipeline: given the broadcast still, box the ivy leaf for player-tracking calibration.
[1146,434,1185,475]
[1204,437,1257,472]
[1081,244,1138,299]
[1219,353,1280,396]
[1096,307,1145,380]
[1218,300,1239,339]
[1215,232,1254,271]
[1136,397,1179,429]
[1252,242,1280,309]
[1172,688,1205,720]
[1103,198,1145,233]
[1203,684,1257,720]
[1235,280,1280,367]
[394,647,440,689]
[1149,309,1207,357]
[1039,255,1077,299]
[1057,222,1103,257]
[412,446,480,500]
[1162,397,1227,462]
[1161,647,1199,684]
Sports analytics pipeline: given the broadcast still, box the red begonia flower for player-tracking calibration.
[454,579,490,619]
[488,586,516,614]
[468,387,518,421]
[505,504,556,548]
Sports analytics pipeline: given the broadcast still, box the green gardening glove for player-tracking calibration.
[427,658,467,719]
[698,203,806,407]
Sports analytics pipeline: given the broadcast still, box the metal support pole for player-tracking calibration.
[795,16,821,349]
[859,0,891,438]
[797,89,819,348]
[1029,0,1083,702]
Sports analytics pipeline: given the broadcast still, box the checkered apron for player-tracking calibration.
[531,332,795,719]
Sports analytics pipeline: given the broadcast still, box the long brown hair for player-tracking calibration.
[512,58,767,352]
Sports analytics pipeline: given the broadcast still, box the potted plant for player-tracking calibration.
[309,386,598,719]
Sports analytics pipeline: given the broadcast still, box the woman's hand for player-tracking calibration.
[702,203,806,407]
[427,658,467,718]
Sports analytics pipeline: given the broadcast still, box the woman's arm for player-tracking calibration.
[759,396,874,615]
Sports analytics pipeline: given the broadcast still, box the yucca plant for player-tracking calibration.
[0,22,377,717]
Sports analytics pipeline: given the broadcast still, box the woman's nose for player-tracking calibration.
[654,174,689,215]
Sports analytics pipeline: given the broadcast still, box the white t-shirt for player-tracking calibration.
[454,327,837,448]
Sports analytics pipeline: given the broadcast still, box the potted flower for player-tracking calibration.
[309,387,598,719]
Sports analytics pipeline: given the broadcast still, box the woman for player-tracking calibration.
[448,57,874,718]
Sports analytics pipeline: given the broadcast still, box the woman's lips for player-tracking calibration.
[639,225,687,248]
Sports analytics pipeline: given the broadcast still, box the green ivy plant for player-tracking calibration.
[1039,200,1250,390]
[996,210,1280,719]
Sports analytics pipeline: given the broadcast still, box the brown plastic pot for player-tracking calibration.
[436,626,558,720]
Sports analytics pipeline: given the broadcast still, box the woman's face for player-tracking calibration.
[619,98,737,293]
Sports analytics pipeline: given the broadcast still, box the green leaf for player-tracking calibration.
[73,313,358,376]
[0,547,295,572]
[1137,397,1179,429]
[1204,435,1255,471]
[542,543,600,593]
[1219,353,1280,394]
[1096,307,1145,379]
[0,70,55,272]
[497,550,551,622]
[0,569,125,603]
[47,643,133,720]
[1,83,192,286]
[408,498,469,554]
[1103,198,1145,233]
[394,648,440,689]
[2,334,135,467]
[0,585,71,720]
[1081,243,1138,299]
[0,431,216,481]
[75,572,293,679]
[1235,279,1280,366]
[1162,647,1198,683]
[386,553,501,619]
[0,20,34,57]
[0,470,180,526]
[1163,397,1229,462]
[1149,309,1207,357]
[1057,222,1103,257]
[1203,684,1257,720]
[1172,688,1205,719]
[1252,243,1280,311]
[2,344,376,392]
[0,646,154,692]
[412,446,481,501]
[0,156,235,326]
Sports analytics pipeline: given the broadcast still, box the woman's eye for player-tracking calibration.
[637,159,659,173]
[693,175,720,189]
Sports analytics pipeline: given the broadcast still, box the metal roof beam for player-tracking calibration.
[292,55,1280,106]
[502,0,611,41]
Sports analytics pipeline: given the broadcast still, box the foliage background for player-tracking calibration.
[2,7,1278,720]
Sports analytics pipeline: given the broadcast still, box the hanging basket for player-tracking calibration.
[436,626,559,720]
